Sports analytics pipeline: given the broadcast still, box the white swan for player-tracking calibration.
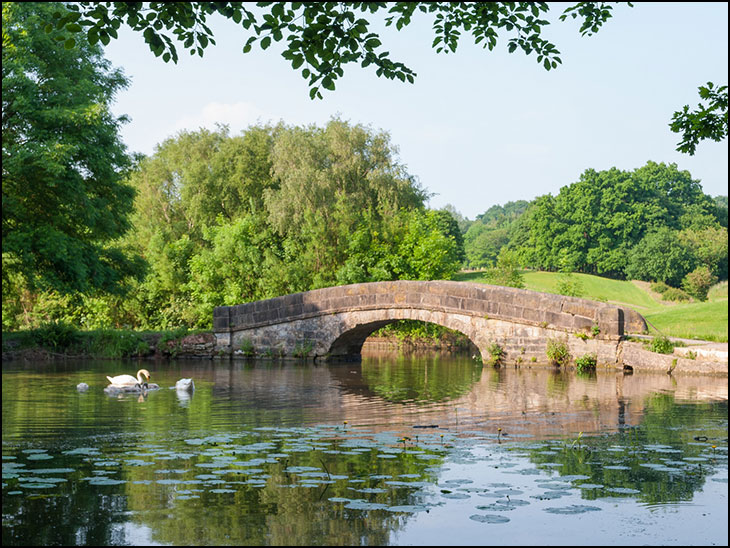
[175,378,194,392]
[106,369,151,387]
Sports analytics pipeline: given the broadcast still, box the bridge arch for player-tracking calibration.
[322,309,481,358]
[213,280,646,365]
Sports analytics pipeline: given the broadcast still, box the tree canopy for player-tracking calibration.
[2,2,141,297]
[47,2,624,99]
[669,82,729,156]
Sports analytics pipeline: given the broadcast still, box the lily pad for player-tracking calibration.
[344,500,390,510]
[26,454,53,461]
[544,504,602,514]
[87,477,127,486]
[441,492,470,499]
[476,503,516,512]
[469,514,510,524]
[17,482,57,489]
[386,505,429,513]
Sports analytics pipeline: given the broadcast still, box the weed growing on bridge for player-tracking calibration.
[575,353,597,373]
[239,338,255,357]
[293,340,313,358]
[546,337,571,367]
[485,342,505,367]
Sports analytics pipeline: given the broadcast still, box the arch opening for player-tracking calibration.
[326,319,480,361]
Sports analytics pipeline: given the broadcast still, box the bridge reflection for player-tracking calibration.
[199,356,727,440]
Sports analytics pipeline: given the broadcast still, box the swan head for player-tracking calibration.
[137,369,151,383]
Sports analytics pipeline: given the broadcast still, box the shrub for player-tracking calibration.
[34,320,79,350]
[575,353,597,373]
[650,281,672,294]
[486,249,525,289]
[156,327,190,355]
[546,337,571,367]
[647,335,675,354]
[660,287,691,302]
[85,329,150,358]
[682,266,718,301]
[556,272,583,297]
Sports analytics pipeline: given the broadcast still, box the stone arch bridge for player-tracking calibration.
[213,281,647,365]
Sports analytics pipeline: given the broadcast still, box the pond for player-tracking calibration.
[2,355,728,546]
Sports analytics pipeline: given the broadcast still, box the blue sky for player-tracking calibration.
[103,2,728,220]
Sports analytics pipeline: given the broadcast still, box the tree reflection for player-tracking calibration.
[358,354,482,404]
[524,395,727,504]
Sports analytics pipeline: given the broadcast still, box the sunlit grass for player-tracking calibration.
[644,299,728,342]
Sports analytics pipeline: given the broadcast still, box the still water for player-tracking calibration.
[2,355,728,546]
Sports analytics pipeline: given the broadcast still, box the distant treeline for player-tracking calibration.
[459,161,727,300]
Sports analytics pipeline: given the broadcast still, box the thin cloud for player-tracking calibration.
[169,101,268,135]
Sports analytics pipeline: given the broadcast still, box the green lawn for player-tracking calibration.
[454,271,728,342]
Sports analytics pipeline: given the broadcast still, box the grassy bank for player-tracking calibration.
[454,271,728,342]
[2,325,202,360]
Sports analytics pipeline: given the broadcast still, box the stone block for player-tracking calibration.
[521,307,545,324]
[444,295,463,310]
[498,303,521,319]
[562,300,597,319]
[358,294,377,306]
[572,316,594,331]
[213,316,229,331]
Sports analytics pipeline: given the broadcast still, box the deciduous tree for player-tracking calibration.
[2,2,141,296]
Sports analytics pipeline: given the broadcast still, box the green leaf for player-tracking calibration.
[64,37,76,50]
[261,36,271,50]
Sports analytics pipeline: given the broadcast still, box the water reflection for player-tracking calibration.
[2,357,727,546]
